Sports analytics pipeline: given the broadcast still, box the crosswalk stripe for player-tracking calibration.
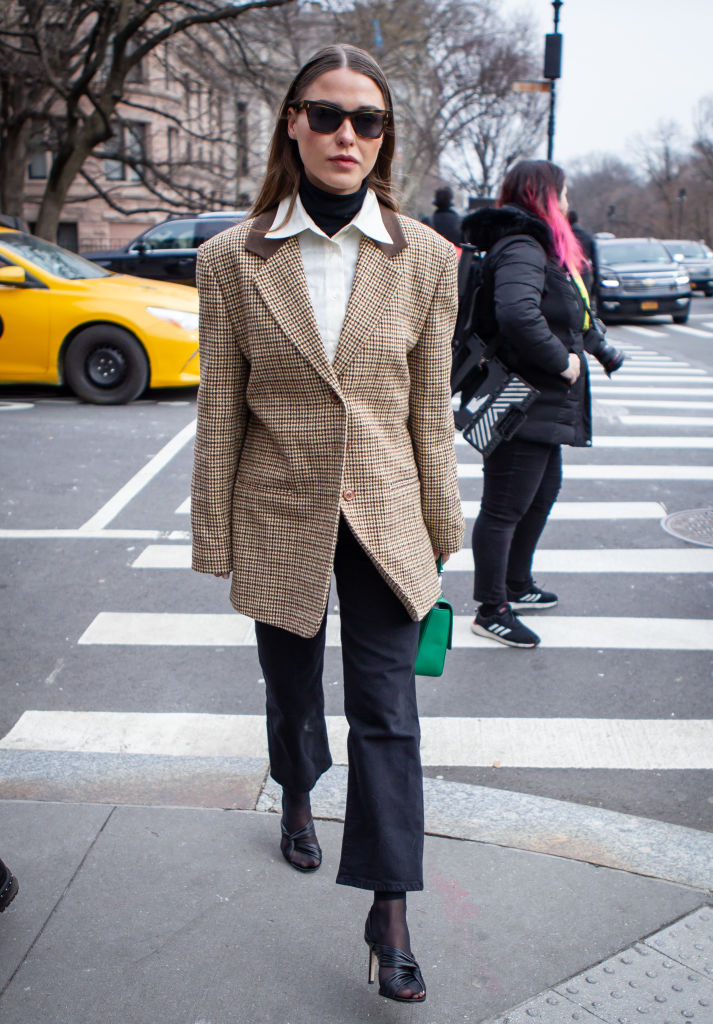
[589,368,708,377]
[591,387,713,397]
[624,326,667,336]
[458,463,713,479]
[456,435,713,448]
[596,398,713,409]
[668,324,713,337]
[76,612,713,651]
[130,546,713,574]
[3,710,712,770]
[459,501,665,519]
[174,500,665,520]
[618,414,713,427]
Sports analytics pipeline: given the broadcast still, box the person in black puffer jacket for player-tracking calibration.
[462,159,592,649]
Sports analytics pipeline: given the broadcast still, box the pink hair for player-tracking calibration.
[499,160,586,274]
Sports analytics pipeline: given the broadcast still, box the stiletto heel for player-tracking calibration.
[368,946,377,985]
[280,817,322,873]
[364,908,426,1003]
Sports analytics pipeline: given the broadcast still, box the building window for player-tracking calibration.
[167,126,178,165]
[104,121,148,181]
[28,150,48,180]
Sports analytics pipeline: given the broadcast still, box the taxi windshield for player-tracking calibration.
[0,232,110,280]
[665,241,706,258]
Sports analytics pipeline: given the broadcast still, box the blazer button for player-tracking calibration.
[342,488,355,501]
[330,392,340,404]
[345,441,351,452]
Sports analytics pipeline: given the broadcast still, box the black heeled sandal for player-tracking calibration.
[280,817,322,873]
[364,908,426,1003]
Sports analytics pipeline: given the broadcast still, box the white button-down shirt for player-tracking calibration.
[266,188,393,363]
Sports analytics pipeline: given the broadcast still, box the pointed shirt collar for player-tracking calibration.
[265,188,393,245]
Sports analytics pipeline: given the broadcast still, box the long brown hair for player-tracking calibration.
[498,159,584,272]
[250,44,398,217]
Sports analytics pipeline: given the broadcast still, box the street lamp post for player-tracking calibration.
[544,0,563,161]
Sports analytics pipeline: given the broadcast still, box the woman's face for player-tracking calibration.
[287,68,386,195]
[558,183,569,215]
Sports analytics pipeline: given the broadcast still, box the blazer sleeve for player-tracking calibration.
[407,245,465,554]
[491,237,570,375]
[191,249,249,574]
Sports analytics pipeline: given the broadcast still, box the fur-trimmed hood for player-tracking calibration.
[461,204,553,255]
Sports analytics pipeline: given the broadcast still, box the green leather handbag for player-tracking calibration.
[414,559,453,677]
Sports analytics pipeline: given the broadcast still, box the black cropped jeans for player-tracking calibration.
[472,437,562,606]
[255,515,424,892]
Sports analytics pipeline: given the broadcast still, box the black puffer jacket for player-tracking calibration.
[462,205,591,447]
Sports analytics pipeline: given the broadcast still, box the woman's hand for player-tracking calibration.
[560,353,581,385]
[213,572,230,579]
[433,550,450,565]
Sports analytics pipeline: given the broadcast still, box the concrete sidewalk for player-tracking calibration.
[0,770,712,1023]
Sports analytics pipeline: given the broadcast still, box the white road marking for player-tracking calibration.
[618,414,713,427]
[591,387,713,396]
[596,398,713,410]
[78,419,196,532]
[3,710,713,770]
[593,436,713,447]
[175,497,666,518]
[175,498,190,514]
[458,463,713,479]
[0,401,33,411]
[76,612,713,651]
[624,326,666,336]
[131,546,713,574]
[0,529,190,540]
[589,368,708,376]
[668,324,713,337]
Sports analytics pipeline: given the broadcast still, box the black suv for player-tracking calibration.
[594,237,692,324]
[82,211,247,286]
[662,239,713,296]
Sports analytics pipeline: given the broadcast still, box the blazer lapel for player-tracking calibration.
[333,236,403,376]
[333,207,407,375]
[249,231,339,390]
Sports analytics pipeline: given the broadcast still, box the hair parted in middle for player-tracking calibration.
[498,159,584,273]
[250,44,398,218]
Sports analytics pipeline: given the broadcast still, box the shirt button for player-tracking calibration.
[342,488,354,501]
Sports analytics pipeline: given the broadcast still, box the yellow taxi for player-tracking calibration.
[0,229,200,403]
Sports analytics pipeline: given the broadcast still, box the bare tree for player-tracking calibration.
[0,0,294,241]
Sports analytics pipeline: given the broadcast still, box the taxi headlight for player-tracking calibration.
[600,277,620,288]
[146,306,199,332]
[675,274,690,287]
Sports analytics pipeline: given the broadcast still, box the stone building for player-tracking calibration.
[22,41,270,253]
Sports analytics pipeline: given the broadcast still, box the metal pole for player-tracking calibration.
[546,0,563,161]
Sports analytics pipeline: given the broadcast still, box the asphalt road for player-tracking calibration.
[1,298,712,831]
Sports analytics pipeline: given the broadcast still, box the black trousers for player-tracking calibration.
[254,516,424,892]
[472,437,562,605]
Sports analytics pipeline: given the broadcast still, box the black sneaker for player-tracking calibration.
[507,584,558,612]
[0,859,18,912]
[471,604,540,648]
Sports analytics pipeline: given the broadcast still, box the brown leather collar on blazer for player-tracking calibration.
[244,203,408,260]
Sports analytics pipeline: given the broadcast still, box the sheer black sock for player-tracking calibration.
[370,892,424,999]
[280,789,320,870]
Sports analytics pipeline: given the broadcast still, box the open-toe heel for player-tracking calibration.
[364,908,426,1003]
[280,817,322,873]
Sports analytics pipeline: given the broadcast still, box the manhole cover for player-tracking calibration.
[661,507,713,547]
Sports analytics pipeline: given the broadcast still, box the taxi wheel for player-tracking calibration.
[672,310,689,325]
[64,326,149,404]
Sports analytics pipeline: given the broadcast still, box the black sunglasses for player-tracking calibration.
[291,100,391,140]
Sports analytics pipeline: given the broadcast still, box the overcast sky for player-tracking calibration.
[502,0,713,167]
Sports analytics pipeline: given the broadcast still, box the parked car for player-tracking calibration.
[82,211,247,285]
[594,237,692,324]
[0,229,199,403]
[662,239,713,296]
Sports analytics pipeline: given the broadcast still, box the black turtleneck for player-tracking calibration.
[299,171,368,237]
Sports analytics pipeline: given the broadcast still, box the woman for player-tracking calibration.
[191,44,464,1002]
[462,160,591,649]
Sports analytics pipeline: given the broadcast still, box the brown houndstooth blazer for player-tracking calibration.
[191,204,465,638]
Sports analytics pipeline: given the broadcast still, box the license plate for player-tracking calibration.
[641,300,659,310]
